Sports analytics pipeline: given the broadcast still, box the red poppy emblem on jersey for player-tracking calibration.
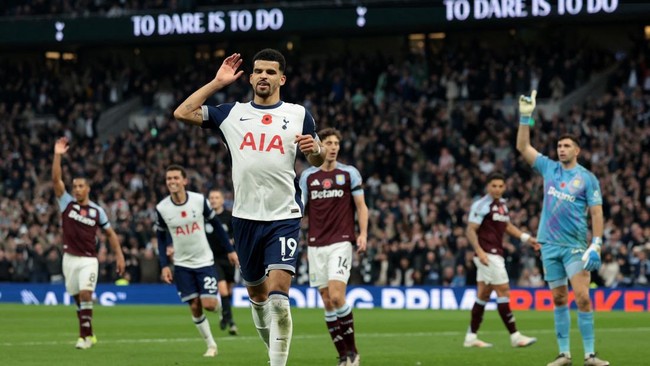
[560,182,566,188]
[80,209,87,216]
[262,114,273,125]
[181,211,187,218]
[323,179,333,189]
[498,206,505,214]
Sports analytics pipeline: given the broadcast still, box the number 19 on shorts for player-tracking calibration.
[279,237,297,262]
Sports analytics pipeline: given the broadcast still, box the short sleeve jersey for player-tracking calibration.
[533,154,602,248]
[155,191,215,268]
[57,191,110,257]
[201,101,317,221]
[468,194,510,257]
[299,163,364,247]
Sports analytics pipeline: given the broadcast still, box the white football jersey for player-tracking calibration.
[202,101,318,221]
[155,191,215,268]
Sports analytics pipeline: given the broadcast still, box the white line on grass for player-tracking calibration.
[2,327,649,347]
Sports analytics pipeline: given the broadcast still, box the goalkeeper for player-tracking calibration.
[516,91,609,366]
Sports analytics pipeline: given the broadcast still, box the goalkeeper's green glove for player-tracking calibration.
[518,90,537,126]
[582,237,602,272]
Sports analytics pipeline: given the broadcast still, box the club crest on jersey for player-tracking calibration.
[89,208,97,218]
[282,117,290,130]
[572,179,581,188]
[336,174,345,185]
[323,179,333,189]
[240,132,285,154]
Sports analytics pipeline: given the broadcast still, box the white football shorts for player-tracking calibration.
[473,253,509,285]
[62,253,99,295]
[308,241,353,289]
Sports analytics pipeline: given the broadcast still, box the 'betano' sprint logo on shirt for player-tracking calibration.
[547,186,576,202]
[311,190,344,200]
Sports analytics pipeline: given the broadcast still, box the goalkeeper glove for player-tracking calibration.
[582,237,602,272]
[518,90,537,126]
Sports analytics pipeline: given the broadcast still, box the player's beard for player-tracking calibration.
[255,83,274,98]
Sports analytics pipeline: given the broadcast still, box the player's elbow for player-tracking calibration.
[173,107,187,122]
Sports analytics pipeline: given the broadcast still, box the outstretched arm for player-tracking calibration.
[173,53,244,126]
[52,137,69,198]
[516,90,540,166]
[505,222,540,251]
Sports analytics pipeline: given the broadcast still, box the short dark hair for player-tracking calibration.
[318,128,342,142]
[253,48,286,73]
[166,164,186,178]
[486,171,505,184]
[557,134,580,148]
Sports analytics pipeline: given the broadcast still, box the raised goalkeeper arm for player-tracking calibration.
[516,90,540,166]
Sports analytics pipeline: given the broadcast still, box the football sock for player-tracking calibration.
[497,297,518,334]
[470,299,487,334]
[79,301,93,338]
[250,298,271,350]
[192,314,216,348]
[325,310,347,358]
[222,295,233,324]
[554,305,571,354]
[336,303,357,354]
[269,292,292,366]
[577,311,595,356]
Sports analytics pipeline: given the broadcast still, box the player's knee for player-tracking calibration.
[552,293,568,306]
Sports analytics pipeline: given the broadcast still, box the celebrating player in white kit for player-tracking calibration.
[155,164,234,358]
[173,49,325,366]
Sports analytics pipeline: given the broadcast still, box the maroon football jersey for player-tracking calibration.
[58,192,110,257]
[468,195,510,257]
[299,163,363,247]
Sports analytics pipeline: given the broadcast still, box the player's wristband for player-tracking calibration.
[520,233,531,244]
[591,236,602,247]
[519,115,534,126]
[310,144,322,156]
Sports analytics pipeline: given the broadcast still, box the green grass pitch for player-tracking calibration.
[0,304,648,365]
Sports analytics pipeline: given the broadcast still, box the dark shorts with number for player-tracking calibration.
[174,264,219,303]
[232,217,301,286]
[214,257,236,283]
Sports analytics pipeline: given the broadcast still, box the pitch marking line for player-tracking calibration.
[1,327,649,347]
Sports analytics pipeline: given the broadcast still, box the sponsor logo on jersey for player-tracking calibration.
[547,186,576,202]
[175,222,201,236]
[492,213,510,222]
[311,189,344,200]
[336,174,345,185]
[239,132,285,153]
[239,116,254,121]
[68,209,96,226]
[310,179,320,186]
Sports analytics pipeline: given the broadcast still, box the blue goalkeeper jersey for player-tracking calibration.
[533,154,602,248]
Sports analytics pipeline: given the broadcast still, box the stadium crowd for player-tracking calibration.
[1,35,650,290]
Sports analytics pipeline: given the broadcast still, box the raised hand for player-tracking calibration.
[215,53,245,86]
[54,137,69,155]
[518,90,537,118]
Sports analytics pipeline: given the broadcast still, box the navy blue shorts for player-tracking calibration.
[174,265,219,303]
[232,217,301,286]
